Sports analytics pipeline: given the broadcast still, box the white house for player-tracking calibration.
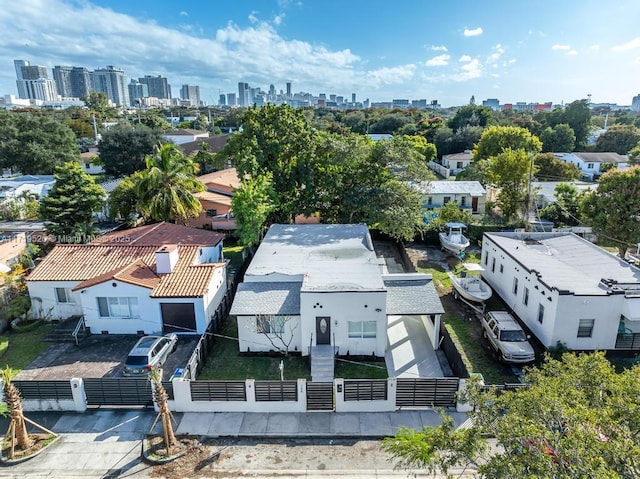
[80,152,105,175]
[553,152,629,180]
[0,175,55,201]
[162,129,209,145]
[230,224,444,358]
[481,232,640,351]
[416,180,486,217]
[532,181,596,210]
[442,151,473,175]
[26,222,227,335]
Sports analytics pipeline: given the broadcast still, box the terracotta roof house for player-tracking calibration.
[188,168,240,231]
[26,222,227,335]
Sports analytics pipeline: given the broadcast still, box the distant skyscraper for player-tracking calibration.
[352,93,356,103]
[69,67,91,99]
[286,81,292,98]
[237,82,249,106]
[139,75,171,99]
[14,59,56,101]
[91,66,129,106]
[219,94,226,106]
[633,94,640,112]
[227,93,237,106]
[53,66,73,97]
[180,84,201,106]
[128,79,148,106]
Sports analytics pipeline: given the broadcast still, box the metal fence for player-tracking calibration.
[343,380,388,401]
[396,378,459,408]
[190,380,247,402]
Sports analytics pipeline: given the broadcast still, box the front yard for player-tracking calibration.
[0,323,53,373]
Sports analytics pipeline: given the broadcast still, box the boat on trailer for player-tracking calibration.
[448,263,493,304]
[439,222,470,255]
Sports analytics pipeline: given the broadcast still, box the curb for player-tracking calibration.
[0,434,61,466]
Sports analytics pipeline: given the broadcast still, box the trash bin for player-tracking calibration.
[170,367,184,381]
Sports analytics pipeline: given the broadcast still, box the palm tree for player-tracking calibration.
[148,367,176,455]
[1,366,32,453]
[137,143,204,224]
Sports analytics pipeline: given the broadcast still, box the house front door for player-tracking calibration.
[471,196,479,213]
[316,316,331,345]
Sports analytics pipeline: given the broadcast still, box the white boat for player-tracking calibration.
[447,263,493,303]
[439,222,470,255]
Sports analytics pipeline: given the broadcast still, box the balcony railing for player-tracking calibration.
[615,332,640,350]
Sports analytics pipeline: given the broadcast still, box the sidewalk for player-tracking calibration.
[0,409,469,479]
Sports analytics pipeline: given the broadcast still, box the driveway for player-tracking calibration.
[16,334,199,381]
[385,315,444,378]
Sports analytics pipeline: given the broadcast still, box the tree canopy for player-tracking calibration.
[40,162,105,240]
[540,123,576,153]
[136,143,204,224]
[231,173,277,247]
[580,165,640,258]
[384,352,640,478]
[595,124,640,155]
[534,153,581,181]
[98,123,165,176]
[0,110,80,174]
[472,126,542,162]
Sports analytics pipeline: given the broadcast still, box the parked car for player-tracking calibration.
[481,311,535,364]
[123,333,178,376]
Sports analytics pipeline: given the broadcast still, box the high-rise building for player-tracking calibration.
[631,94,640,112]
[286,81,292,98]
[14,59,57,101]
[53,66,73,97]
[237,82,249,106]
[139,75,171,99]
[128,79,149,106]
[69,67,91,99]
[219,94,226,106]
[91,66,129,106]
[227,93,237,106]
[352,93,356,103]
[180,84,201,106]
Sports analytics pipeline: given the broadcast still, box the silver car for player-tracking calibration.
[481,311,535,364]
[122,333,178,376]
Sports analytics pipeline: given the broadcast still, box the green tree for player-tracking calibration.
[369,112,412,134]
[483,148,537,222]
[40,162,105,240]
[136,143,204,223]
[534,152,581,181]
[448,104,494,131]
[384,352,640,478]
[107,173,144,225]
[231,174,277,247]
[0,111,79,174]
[540,123,576,152]
[595,124,640,154]
[562,100,591,149]
[138,110,171,130]
[472,125,542,161]
[82,92,114,121]
[190,142,228,174]
[580,166,640,258]
[98,123,165,176]
[425,201,473,232]
[221,104,317,223]
[539,183,586,227]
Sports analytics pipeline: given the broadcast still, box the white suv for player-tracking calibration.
[481,311,535,364]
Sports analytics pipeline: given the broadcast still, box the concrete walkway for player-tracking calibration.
[385,315,444,378]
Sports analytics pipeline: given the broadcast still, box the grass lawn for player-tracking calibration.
[335,358,388,379]
[0,323,53,373]
[198,316,311,380]
[223,244,246,271]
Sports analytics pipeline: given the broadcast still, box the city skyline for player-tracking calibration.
[1,0,640,107]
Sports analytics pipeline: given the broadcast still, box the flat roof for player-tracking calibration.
[245,224,385,292]
[485,232,640,295]
[416,180,485,196]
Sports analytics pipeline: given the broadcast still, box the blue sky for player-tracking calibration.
[1,0,640,106]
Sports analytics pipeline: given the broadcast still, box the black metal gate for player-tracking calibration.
[255,381,298,402]
[306,382,334,411]
[396,378,459,408]
[344,380,388,401]
[84,378,153,406]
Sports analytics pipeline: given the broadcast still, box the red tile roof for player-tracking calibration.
[92,222,224,247]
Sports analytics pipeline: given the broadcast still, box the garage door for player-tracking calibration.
[161,303,196,333]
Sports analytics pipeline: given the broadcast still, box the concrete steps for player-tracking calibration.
[311,345,335,382]
[43,316,90,344]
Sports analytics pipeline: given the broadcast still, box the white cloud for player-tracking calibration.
[248,12,259,23]
[590,44,600,51]
[179,11,188,17]
[431,45,448,52]
[486,44,505,64]
[612,37,640,52]
[552,44,571,51]
[566,50,578,56]
[366,64,416,84]
[451,58,482,81]
[425,54,450,66]
[464,27,483,37]
[273,14,284,25]
[459,55,472,62]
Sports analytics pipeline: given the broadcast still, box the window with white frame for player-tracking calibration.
[55,287,75,303]
[577,318,595,338]
[97,297,140,318]
[587,163,594,169]
[348,320,377,339]
[256,315,285,334]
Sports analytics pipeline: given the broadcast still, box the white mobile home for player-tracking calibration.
[481,232,640,351]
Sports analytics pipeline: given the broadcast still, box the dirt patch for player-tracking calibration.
[1,433,56,461]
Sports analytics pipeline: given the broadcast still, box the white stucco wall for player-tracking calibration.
[481,237,624,349]
[27,280,83,320]
[237,315,302,353]
[203,266,227,328]
[78,280,162,335]
[300,291,387,357]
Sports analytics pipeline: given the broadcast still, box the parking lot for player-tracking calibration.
[15,334,199,381]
